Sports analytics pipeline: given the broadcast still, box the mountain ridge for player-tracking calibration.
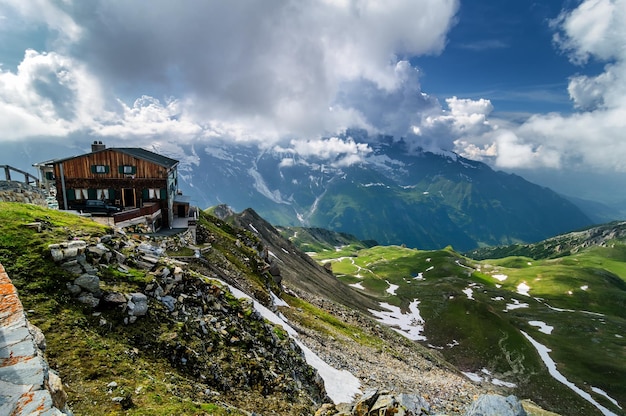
[179,135,592,251]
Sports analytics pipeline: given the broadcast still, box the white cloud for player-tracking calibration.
[552,0,623,64]
[493,130,561,169]
[508,0,626,172]
[0,49,105,140]
[275,137,372,167]
[95,96,202,141]
[0,0,459,146]
[3,0,626,180]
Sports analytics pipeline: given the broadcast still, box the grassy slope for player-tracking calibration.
[307,242,625,416]
[0,202,244,415]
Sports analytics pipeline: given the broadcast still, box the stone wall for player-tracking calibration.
[0,263,70,415]
[0,181,48,207]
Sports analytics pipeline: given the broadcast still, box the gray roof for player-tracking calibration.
[36,147,179,169]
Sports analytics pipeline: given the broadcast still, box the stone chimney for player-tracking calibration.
[91,141,106,152]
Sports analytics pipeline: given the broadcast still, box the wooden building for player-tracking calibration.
[35,141,189,228]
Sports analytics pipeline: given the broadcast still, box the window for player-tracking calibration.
[143,188,166,200]
[74,189,89,200]
[119,165,137,174]
[91,165,109,174]
[96,189,109,200]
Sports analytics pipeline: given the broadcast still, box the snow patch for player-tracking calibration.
[591,387,622,410]
[581,285,589,291]
[270,291,289,308]
[447,339,460,348]
[517,282,531,296]
[247,167,291,204]
[463,369,518,388]
[492,378,517,388]
[350,282,365,290]
[249,223,259,234]
[504,299,529,312]
[385,281,399,295]
[462,287,474,300]
[369,300,426,341]
[425,266,434,272]
[224,281,361,403]
[492,274,508,281]
[462,372,483,383]
[529,320,554,335]
[521,331,618,416]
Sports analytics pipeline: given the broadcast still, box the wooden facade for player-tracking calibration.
[36,143,188,228]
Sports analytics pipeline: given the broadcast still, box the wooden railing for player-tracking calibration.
[0,165,39,187]
[113,202,161,223]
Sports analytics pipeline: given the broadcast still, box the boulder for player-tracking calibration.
[160,295,176,312]
[66,283,82,296]
[47,371,68,410]
[74,274,101,294]
[77,293,100,308]
[127,293,148,316]
[103,292,127,305]
[464,394,527,416]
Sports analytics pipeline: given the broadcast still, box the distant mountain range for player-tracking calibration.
[1,136,597,250]
[178,133,592,251]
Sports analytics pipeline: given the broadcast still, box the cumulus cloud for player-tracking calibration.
[3,0,626,177]
[0,49,105,140]
[0,0,462,158]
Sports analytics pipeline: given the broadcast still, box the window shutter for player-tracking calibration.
[132,166,137,174]
[45,172,54,180]
[109,189,116,201]
[90,165,97,174]
[88,189,97,200]
[105,165,110,174]
[118,165,124,174]
[67,189,76,201]
[160,189,167,200]
[142,189,149,200]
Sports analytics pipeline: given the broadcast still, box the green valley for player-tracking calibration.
[291,227,626,416]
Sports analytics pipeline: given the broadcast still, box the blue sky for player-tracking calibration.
[415,1,594,114]
[0,0,625,204]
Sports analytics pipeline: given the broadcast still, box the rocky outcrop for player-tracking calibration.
[44,228,329,413]
[463,394,527,416]
[0,181,48,207]
[315,390,527,416]
[0,263,70,415]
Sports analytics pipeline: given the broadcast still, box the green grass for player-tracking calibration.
[281,294,385,350]
[314,242,626,416]
[0,203,282,415]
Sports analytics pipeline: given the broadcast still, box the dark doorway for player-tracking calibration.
[122,188,135,207]
[177,204,186,218]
